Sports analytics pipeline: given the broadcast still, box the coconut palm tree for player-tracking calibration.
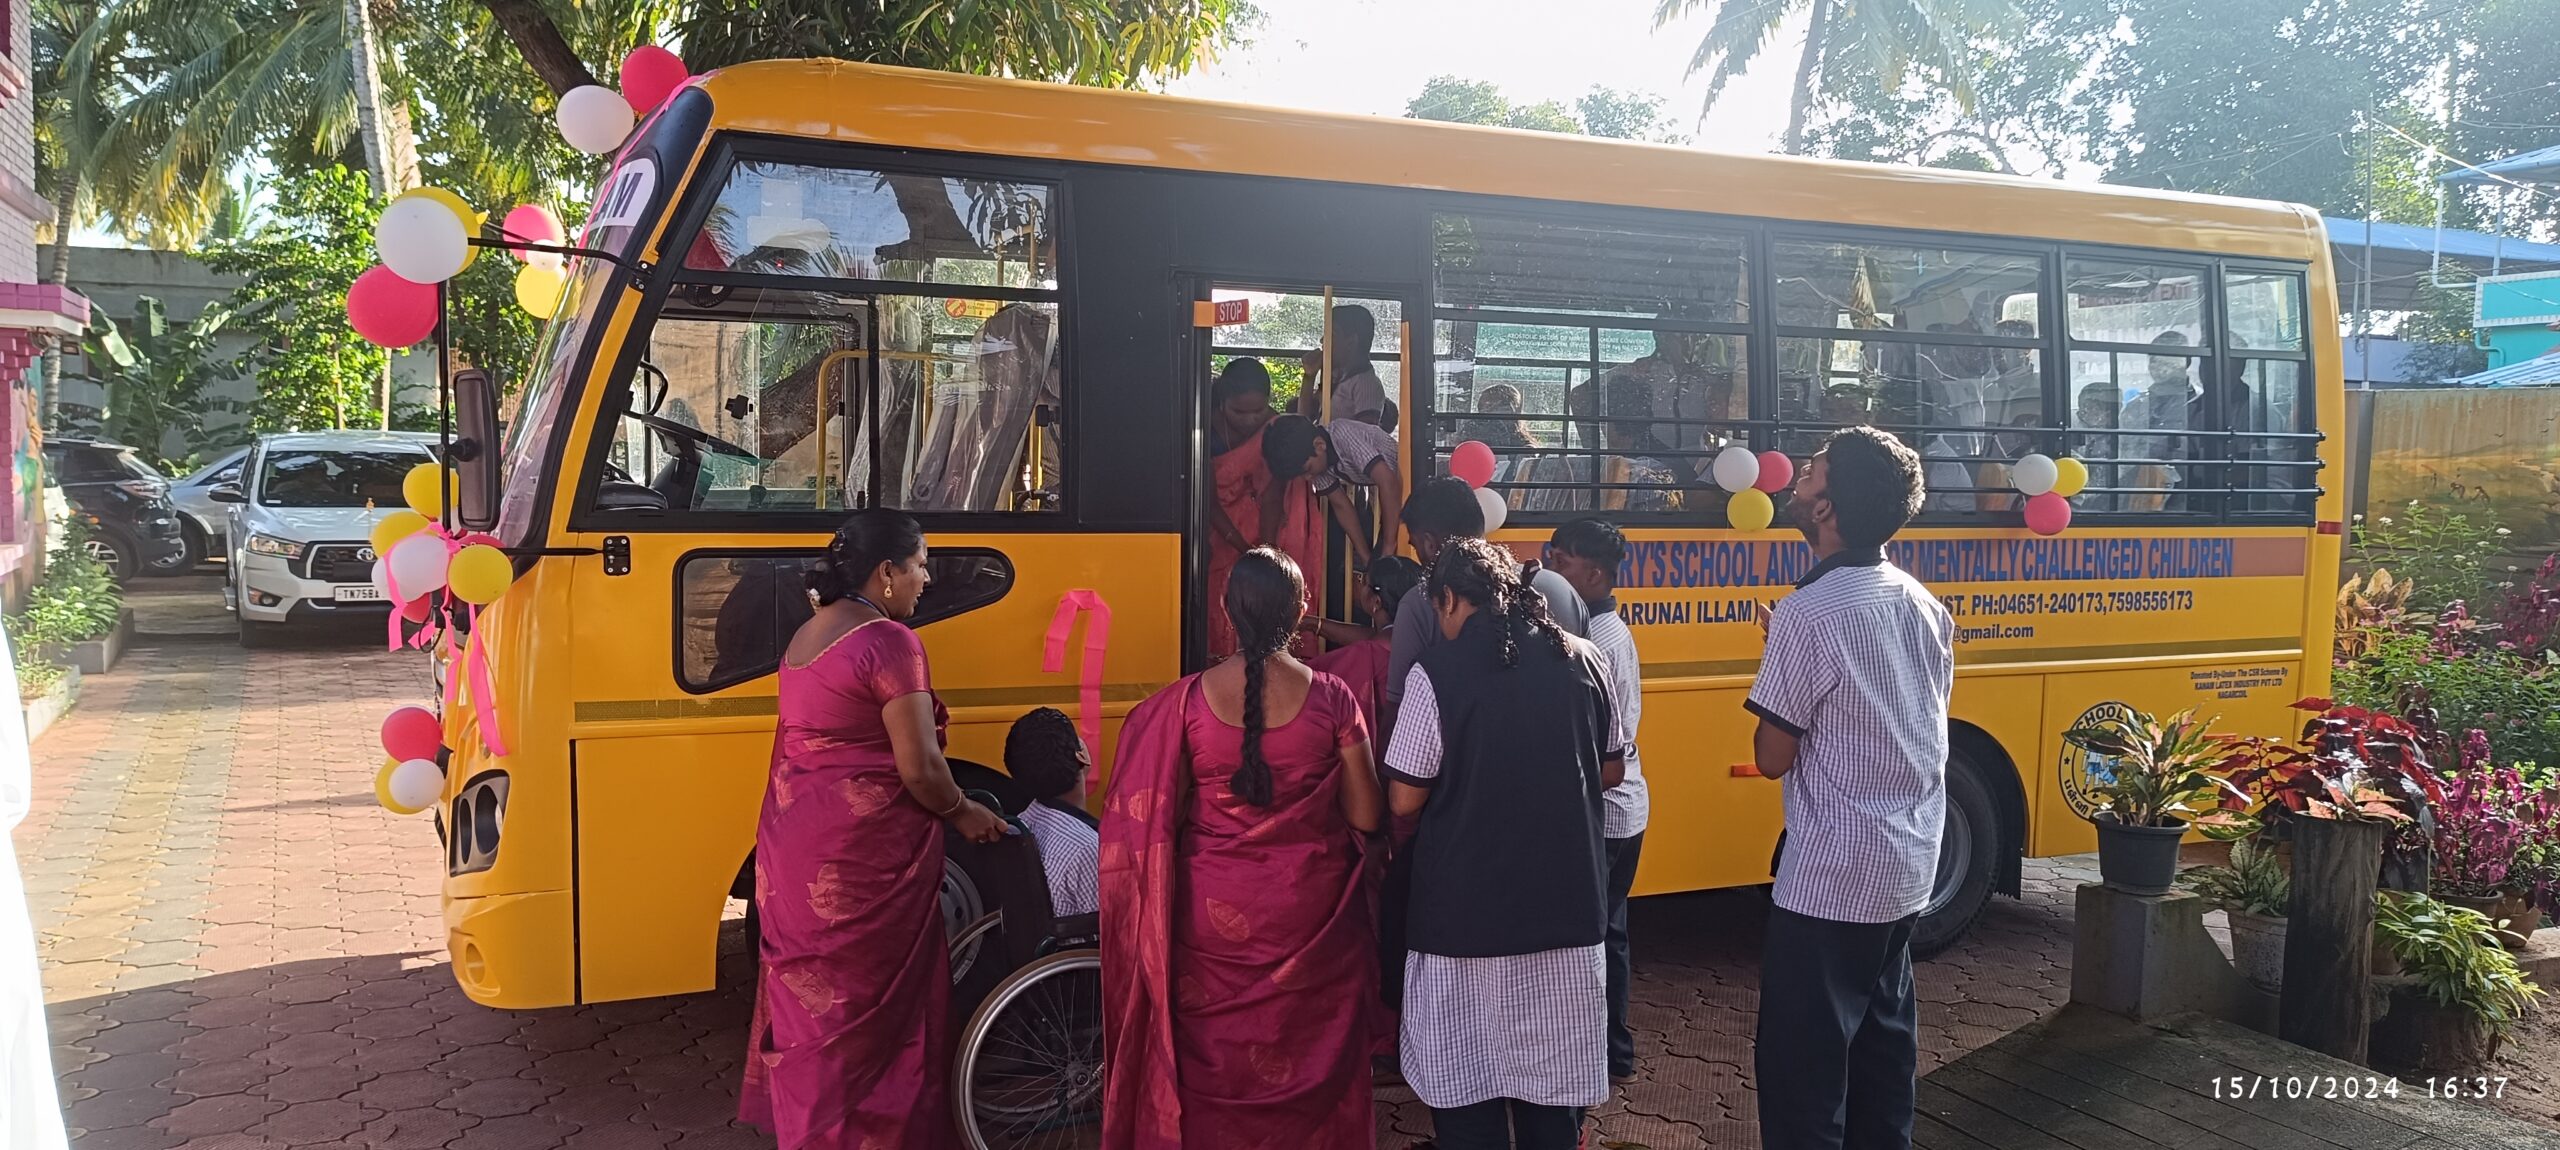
[1655,0,2013,156]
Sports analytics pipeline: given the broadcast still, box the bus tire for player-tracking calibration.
[1912,747,2000,959]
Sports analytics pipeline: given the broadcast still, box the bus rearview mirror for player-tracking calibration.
[453,368,501,533]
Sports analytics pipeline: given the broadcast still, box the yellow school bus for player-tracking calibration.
[430,59,2340,1008]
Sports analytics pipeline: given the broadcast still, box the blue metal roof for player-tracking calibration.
[2323,216,2560,266]
[2440,143,2560,187]
[2455,351,2560,388]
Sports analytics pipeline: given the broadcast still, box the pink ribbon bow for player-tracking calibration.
[1043,589,1114,759]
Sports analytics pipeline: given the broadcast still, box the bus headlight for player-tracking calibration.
[447,770,509,877]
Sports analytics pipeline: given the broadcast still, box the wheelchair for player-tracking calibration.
[940,764,1105,1150]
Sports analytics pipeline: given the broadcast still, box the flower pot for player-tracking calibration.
[2228,909,2287,993]
[2371,988,2503,1073]
[2094,820,2189,896]
[2496,890,2543,946]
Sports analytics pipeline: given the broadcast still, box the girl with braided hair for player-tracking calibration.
[1384,537,1625,1149]
[1099,547,1386,1149]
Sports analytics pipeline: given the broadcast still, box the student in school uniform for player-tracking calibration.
[1745,427,1953,1150]
[1544,517,1648,1085]
[1385,537,1621,1150]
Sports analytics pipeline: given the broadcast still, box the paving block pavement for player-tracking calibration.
[23,578,2099,1149]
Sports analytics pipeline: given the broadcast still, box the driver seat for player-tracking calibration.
[595,480,668,511]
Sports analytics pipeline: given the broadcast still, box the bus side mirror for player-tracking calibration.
[453,368,501,532]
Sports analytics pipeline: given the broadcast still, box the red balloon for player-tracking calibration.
[381,705,442,762]
[500,203,565,254]
[2024,491,2073,536]
[1449,440,1497,489]
[347,265,437,348]
[401,595,435,623]
[1754,450,1794,494]
[621,45,690,115]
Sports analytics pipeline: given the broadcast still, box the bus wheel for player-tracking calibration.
[1912,747,2000,959]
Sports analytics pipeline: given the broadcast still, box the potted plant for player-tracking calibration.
[2062,707,2257,895]
[2370,890,2543,1072]
[2430,752,2545,947]
[2179,835,2290,992]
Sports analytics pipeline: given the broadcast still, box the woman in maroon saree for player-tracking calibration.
[1100,548,1386,1150]
[739,510,1007,1150]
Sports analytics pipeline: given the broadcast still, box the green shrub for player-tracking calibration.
[2374,890,2543,1036]
[2336,632,2560,769]
[2351,502,2504,614]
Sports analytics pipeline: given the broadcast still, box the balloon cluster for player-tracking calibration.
[2010,453,2089,536]
[1711,445,1792,531]
[344,47,689,348]
[1446,440,1511,532]
[368,463,519,814]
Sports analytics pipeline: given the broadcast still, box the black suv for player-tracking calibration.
[44,438,189,580]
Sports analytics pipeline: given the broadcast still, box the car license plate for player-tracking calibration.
[333,585,387,603]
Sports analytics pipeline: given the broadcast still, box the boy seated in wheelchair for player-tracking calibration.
[1006,707,1100,919]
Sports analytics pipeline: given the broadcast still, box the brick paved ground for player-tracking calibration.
[20,575,2124,1148]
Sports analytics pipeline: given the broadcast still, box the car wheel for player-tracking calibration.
[85,528,141,582]
[144,524,202,577]
[236,607,281,648]
[1912,743,2003,959]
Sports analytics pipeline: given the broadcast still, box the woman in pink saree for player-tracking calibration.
[1100,548,1386,1150]
[1208,387,1328,660]
[739,510,1007,1150]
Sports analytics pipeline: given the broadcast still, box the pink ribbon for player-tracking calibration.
[1043,589,1113,759]
[382,523,511,758]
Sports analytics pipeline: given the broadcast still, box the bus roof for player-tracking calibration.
[685,59,2327,265]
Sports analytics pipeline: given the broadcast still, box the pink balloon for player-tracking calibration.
[347,265,437,348]
[2024,491,2073,536]
[621,45,690,115]
[381,705,442,761]
[401,595,435,624]
[1754,450,1793,494]
[500,203,565,254]
[1449,440,1497,489]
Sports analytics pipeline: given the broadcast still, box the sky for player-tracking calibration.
[1171,0,1807,151]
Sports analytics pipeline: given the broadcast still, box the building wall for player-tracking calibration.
[2477,271,2560,369]
[0,0,40,287]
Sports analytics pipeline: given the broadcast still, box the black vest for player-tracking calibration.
[1405,616,1612,957]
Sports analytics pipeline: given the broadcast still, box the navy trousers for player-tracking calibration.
[1603,832,1645,1078]
[1754,905,1918,1150]
[1429,1098,1582,1150]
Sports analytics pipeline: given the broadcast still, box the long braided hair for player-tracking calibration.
[1223,547,1305,807]
[1427,537,1566,670]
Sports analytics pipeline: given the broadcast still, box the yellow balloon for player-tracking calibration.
[395,187,483,270]
[448,544,515,604]
[514,261,567,319]
[403,461,452,519]
[2053,456,2089,499]
[375,758,428,815]
[1728,487,1775,532]
[370,510,431,555]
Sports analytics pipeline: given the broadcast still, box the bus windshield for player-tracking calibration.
[498,254,617,545]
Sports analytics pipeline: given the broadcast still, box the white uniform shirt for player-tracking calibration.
[1745,552,1953,924]
[1585,606,1647,839]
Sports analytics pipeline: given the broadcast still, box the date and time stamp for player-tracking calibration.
[2210,1075,2513,1101]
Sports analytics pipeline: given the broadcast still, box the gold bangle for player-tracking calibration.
[933,793,967,819]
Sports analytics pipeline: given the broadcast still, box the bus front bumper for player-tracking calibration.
[443,887,577,1009]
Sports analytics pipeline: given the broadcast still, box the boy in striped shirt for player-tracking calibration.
[1546,517,1647,1085]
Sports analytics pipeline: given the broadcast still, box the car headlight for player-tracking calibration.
[244,533,306,559]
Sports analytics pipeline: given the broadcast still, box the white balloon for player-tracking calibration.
[376,196,471,285]
[1711,445,1760,494]
[1473,485,1508,534]
[2012,452,2060,497]
[557,85,637,155]
[387,533,450,598]
[370,557,394,599]
[388,758,446,811]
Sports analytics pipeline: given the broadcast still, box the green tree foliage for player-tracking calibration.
[1654,0,2016,155]
[67,297,241,468]
[1406,76,1686,141]
[200,165,391,432]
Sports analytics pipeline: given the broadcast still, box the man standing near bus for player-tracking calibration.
[1744,427,1951,1150]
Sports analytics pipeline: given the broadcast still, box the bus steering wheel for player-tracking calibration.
[629,410,761,461]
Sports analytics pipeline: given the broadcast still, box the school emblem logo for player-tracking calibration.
[2058,701,2138,820]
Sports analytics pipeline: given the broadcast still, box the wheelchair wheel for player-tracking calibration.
[941,857,989,984]
[953,949,1103,1150]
